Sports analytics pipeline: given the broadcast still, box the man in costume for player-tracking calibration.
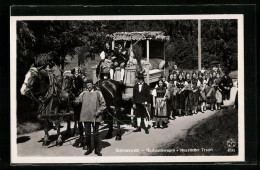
[78,79,106,156]
[132,72,151,134]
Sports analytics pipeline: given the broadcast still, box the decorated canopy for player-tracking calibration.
[107,31,170,41]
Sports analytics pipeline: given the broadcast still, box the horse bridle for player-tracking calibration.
[23,69,53,105]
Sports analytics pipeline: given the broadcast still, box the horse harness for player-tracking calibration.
[24,69,61,115]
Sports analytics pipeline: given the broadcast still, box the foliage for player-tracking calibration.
[201,20,237,70]
[17,20,237,72]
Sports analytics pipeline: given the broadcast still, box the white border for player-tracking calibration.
[10,15,244,164]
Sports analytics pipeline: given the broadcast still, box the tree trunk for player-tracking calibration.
[60,56,65,70]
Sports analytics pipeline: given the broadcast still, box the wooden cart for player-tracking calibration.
[92,31,170,98]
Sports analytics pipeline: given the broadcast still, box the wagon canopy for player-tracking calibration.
[107,31,170,41]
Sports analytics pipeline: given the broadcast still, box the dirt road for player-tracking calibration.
[17,87,237,157]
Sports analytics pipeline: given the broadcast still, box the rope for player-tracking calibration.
[105,109,129,125]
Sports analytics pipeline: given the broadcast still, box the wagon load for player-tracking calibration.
[92,31,170,97]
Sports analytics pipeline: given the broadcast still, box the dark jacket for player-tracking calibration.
[133,83,150,104]
[72,75,84,97]
[219,76,233,91]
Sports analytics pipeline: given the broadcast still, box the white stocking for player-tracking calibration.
[144,118,149,127]
[110,69,114,80]
[130,108,134,123]
[137,117,141,127]
[120,69,125,81]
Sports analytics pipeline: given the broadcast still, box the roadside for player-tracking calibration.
[152,107,238,156]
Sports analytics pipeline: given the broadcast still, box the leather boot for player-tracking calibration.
[82,137,90,150]
[73,136,83,147]
[76,136,85,148]
[133,127,141,132]
[145,127,149,134]
[84,145,92,155]
[94,141,102,156]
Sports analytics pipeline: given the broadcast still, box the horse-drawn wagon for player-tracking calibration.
[20,31,171,146]
[92,31,170,98]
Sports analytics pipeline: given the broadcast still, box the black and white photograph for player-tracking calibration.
[10,15,244,163]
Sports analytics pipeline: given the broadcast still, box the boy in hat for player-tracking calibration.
[78,79,106,156]
[132,72,151,134]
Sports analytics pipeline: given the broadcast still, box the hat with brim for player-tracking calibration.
[136,72,144,79]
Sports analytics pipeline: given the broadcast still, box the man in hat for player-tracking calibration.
[78,79,106,156]
[132,72,151,134]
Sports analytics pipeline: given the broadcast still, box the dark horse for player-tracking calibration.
[96,79,126,140]
[20,66,71,146]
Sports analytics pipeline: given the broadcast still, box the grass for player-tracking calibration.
[152,107,238,156]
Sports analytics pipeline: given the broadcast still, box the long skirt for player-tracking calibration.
[184,90,193,111]
[199,90,207,104]
[191,90,200,106]
[215,89,222,104]
[176,92,185,110]
[153,98,168,123]
[206,87,216,104]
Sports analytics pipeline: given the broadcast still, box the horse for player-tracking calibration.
[20,66,71,146]
[95,79,127,140]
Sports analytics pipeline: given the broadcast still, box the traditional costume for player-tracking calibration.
[152,86,168,128]
[191,75,201,113]
[176,77,186,115]
[133,73,150,134]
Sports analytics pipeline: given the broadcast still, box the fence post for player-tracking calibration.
[198,19,202,71]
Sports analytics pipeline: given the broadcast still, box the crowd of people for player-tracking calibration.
[149,64,234,129]
[65,49,235,156]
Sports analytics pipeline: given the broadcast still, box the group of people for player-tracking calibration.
[149,65,234,129]
[96,42,131,82]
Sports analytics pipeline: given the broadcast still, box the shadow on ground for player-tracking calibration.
[17,136,31,143]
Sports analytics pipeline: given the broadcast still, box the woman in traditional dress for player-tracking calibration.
[184,72,193,116]
[204,71,209,84]
[176,73,186,116]
[214,72,223,110]
[152,79,168,129]
[199,73,208,113]
[191,72,201,114]
[198,71,203,83]
[206,71,217,111]
[168,72,178,119]
[155,74,168,88]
